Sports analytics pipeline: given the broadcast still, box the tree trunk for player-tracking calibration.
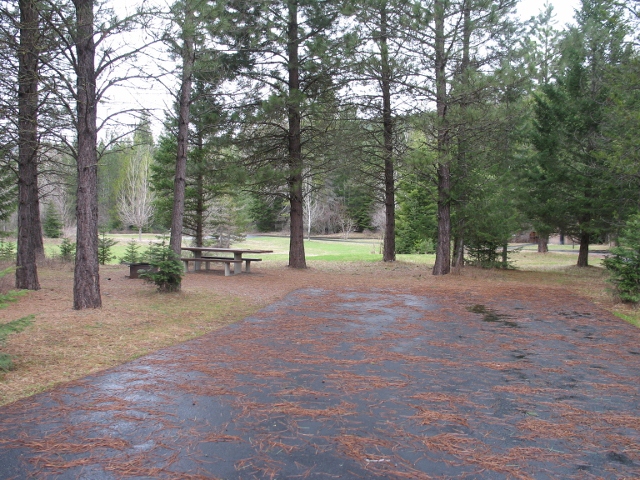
[432,0,451,276]
[195,173,204,247]
[287,0,306,269]
[73,0,101,309]
[307,202,311,241]
[16,0,41,290]
[577,230,589,267]
[451,4,471,273]
[195,135,204,247]
[380,4,395,262]
[433,162,451,275]
[170,2,195,258]
[453,233,464,269]
[537,234,549,253]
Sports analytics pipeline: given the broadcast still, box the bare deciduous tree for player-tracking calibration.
[118,146,155,241]
[334,202,356,240]
[303,170,327,241]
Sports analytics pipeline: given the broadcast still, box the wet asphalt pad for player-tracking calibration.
[0,288,639,478]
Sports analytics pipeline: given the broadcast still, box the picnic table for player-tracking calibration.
[180,246,273,276]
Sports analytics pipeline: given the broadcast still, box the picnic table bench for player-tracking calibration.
[201,256,263,273]
[125,262,154,279]
[181,257,242,276]
[180,247,272,276]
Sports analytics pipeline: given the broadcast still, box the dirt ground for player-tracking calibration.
[0,262,639,478]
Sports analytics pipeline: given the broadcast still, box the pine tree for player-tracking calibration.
[97,232,118,265]
[346,0,417,261]
[231,0,347,268]
[16,0,42,290]
[529,0,636,267]
[406,0,520,275]
[43,203,62,238]
[167,0,196,257]
[40,0,156,307]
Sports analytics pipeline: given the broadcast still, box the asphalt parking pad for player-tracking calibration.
[1,287,639,478]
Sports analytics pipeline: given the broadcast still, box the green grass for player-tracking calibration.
[613,311,640,328]
[44,235,166,265]
[511,251,605,270]
[233,235,384,262]
[516,243,610,253]
[234,236,601,270]
[40,234,608,271]
[0,315,34,372]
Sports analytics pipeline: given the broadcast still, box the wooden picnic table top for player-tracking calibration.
[180,247,274,254]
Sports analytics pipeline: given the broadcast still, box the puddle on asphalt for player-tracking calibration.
[467,305,519,328]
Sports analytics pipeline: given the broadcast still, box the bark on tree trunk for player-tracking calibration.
[451,4,470,273]
[287,0,306,269]
[380,4,395,262]
[577,230,589,267]
[453,233,464,269]
[73,0,101,309]
[195,136,204,247]
[433,162,451,275]
[16,0,41,290]
[537,234,549,253]
[195,174,204,247]
[307,201,311,241]
[432,0,451,276]
[170,2,195,258]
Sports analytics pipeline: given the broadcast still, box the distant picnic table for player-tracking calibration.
[180,246,273,276]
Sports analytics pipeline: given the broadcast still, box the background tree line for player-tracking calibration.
[0,0,639,308]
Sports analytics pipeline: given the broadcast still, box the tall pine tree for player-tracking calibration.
[407,0,519,275]
[232,0,346,268]
[530,0,635,267]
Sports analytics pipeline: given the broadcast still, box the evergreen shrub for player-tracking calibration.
[43,203,63,238]
[98,232,118,265]
[466,239,513,269]
[59,238,76,262]
[140,237,183,292]
[603,214,640,303]
[0,239,15,261]
[120,239,142,264]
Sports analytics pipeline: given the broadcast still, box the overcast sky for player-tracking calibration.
[518,0,579,26]
[105,0,582,140]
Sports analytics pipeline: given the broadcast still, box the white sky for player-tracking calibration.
[517,0,580,26]
[104,0,582,141]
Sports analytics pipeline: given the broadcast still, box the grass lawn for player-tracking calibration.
[44,234,167,262]
[42,233,611,270]
[235,235,385,262]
